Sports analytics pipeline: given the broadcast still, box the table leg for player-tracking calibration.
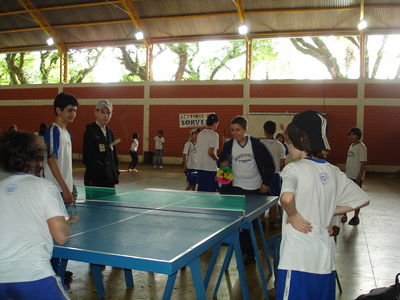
[256,216,273,276]
[162,272,177,300]
[248,222,269,300]
[204,242,222,289]
[212,244,234,298]
[232,231,250,300]
[124,269,134,288]
[90,264,105,298]
[189,258,207,300]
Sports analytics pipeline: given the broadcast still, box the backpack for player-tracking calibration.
[355,273,400,300]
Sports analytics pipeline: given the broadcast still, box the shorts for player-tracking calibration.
[276,269,335,300]
[186,169,198,185]
[197,170,218,192]
[269,173,282,196]
[0,276,69,300]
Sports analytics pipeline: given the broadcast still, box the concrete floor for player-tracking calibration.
[65,162,400,300]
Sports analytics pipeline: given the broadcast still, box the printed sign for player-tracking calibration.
[179,112,215,128]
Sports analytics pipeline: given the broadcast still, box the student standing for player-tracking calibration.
[277,110,370,300]
[196,113,220,192]
[0,131,73,300]
[182,128,200,191]
[261,121,286,229]
[154,130,165,168]
[83,99,119,188]
[219,116,275,263]
[342,127,367,225]
[128,133,139,172]
[44,92,79,204]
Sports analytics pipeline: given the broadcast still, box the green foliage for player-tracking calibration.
[68,48,104,83]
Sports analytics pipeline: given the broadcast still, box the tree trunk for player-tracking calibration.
[5,53,27,84]
[371,36,388,78]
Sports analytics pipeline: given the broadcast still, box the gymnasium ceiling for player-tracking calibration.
[1,0,400,53]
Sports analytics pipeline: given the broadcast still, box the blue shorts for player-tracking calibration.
[0,276,69,300]
[276,269,335,300]
[186,169,198,185]
[197,170,218,192]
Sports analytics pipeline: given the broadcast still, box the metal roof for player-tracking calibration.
[0,0,399,53]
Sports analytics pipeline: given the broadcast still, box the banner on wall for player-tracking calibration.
[179,112,215,128]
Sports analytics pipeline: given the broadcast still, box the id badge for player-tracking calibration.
[99,144,106,152]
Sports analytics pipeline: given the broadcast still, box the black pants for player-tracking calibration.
[129,151,138,169]
[220,185,262,258]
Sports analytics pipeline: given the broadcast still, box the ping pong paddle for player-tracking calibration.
[110,138,121,147]
[216,166,234,184]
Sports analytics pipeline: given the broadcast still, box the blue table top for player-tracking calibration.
[53,190,278,274]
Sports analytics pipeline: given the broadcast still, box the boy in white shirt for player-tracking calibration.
[342,127,368,226]
[154,130,165,168]
[44,93,79,204]
[0,131,73,300]
[182,128,200,190]
[196,114,220,192]
[261,120,286,229]
[277,110,370,300]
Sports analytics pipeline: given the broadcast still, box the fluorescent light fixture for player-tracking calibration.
[46,37,54,46]
[238,24,248,35]
[358,19,367,30]
[135,31,144,40]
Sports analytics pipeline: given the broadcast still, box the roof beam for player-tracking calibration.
[16,0,66,52]
[119,0,150,47]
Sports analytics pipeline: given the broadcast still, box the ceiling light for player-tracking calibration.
[357,19,367,31]
[46,37,54,46]
[238,24,248,35]
[135,31,144,40]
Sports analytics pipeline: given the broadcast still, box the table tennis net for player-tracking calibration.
[74,186,245,215]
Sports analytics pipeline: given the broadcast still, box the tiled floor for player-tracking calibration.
[66,162,400,299]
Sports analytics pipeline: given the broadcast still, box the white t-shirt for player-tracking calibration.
[44,123,73,192]
[130,138,139,152]
[196,129,219,172]
[260,138,286,173]
[183,141,197,170]
[279,158,370,274]
[231,137,262,190]
[345,142,367,180]
[154,136,165,150]
[0,174,68,282]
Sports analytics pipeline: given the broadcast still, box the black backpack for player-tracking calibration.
[355,273,400,300]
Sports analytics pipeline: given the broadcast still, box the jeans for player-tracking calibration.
[154,149,163,166]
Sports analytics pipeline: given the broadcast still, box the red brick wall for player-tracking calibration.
[149,105,243,157]
[250,105,357,164]
[364,106,400,165]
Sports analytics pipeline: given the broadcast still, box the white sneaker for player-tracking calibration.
[159,166,163,168]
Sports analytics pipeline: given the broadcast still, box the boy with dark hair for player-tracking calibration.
[44,92,79,204]
[342,127,367,225]
[277,110,370,300]
[219,115,275,263]
[196,113,220,192]
[154,130,165,168]
[261,120,286,229]
[0,131,72,300]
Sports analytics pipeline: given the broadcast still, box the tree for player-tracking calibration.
[39,51,59,83]
[208,41,245,80]
[68,49,104,83]
[5,53,28,84]
[118,46,147,81]
[251,39,279,79]
[168,43,200,80]
[290,37,345,78]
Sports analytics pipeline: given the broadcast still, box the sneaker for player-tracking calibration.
[159,166,163,168]
[349,216,360,225]
[128,169,132,172]
[133,169,138,172]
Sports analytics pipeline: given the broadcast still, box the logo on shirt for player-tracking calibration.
[348,151,355,158]
[234,153,253,163]
[5,184,17,194]
[319,173,329,185]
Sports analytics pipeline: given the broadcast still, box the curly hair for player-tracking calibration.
[0,131,45,175]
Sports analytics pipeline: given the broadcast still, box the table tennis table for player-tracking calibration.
[52,188,278,300]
